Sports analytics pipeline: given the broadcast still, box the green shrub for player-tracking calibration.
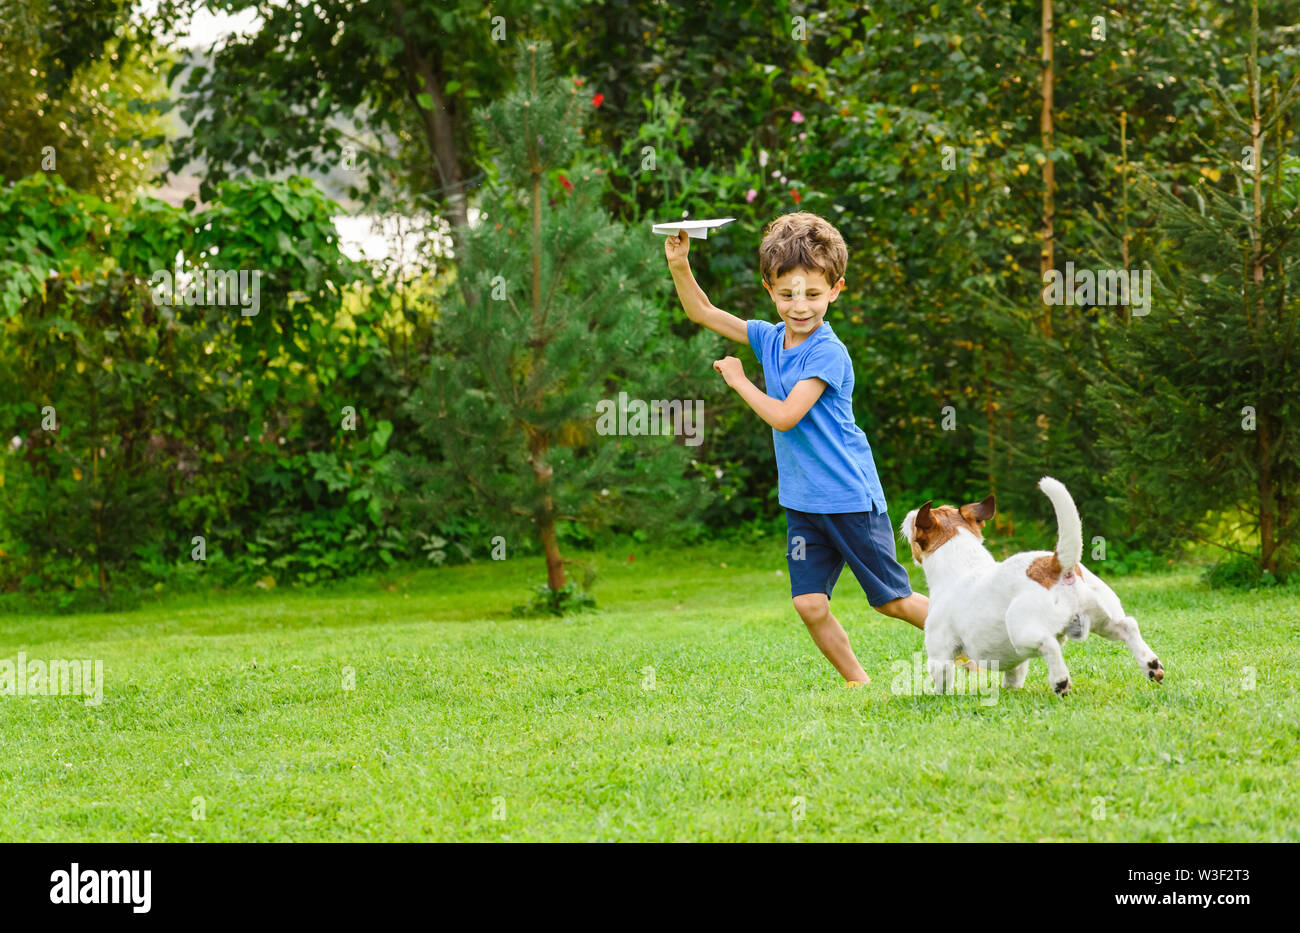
[512,581,597,618]
[1202,554,1289,591]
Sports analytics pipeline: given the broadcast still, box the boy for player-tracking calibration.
[665,211,928,686]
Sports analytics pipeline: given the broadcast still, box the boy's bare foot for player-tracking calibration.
[843,677,871,688]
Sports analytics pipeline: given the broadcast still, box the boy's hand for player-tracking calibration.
[664,229,690,268]
[712,356,746,387]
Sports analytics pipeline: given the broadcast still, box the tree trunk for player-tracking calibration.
[982,351,998,526]
[1120,111,1130,287]
[1039,0,1055,340]
[393,0,469,234]
[92,390,105,592]
[530,433,566,591]
[1000,345,1015,537]
[1258,410,1276,574]
[1248,3,1272,575]
[1249,13,1264,314]
[524,43,564,593]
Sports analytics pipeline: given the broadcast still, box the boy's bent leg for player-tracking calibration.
[874,591,929,630]
[792,593,870,683]
[824,510,926,631]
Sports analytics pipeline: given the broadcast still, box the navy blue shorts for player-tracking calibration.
[785,508,914,606]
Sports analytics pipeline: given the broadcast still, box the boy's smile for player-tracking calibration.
[762,266,845,348]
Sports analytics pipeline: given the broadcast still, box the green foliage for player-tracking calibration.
[561,2,1286,532]
[781,2,1264,529]
[1201,553,1288,590]
[4,0,1296,605]
[568,5,862,526]
[1093,542,1173,578]
[1087,19,1300,577]
[0,0,173,203]
[0,172,432,600]
[512,581,597,618]
[401,40,715,587]
[162,0,584,211]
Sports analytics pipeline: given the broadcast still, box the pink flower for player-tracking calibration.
[799,132,807,140]
[791,110,805,123]
[745,188,757,202]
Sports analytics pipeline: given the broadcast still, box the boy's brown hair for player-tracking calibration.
[758,211,848,287]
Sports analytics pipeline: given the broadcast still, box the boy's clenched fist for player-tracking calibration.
[712,356,745,387]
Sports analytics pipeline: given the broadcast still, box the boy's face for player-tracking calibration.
[762,266,844,338]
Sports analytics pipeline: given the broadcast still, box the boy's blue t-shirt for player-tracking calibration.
[746,319,888,515]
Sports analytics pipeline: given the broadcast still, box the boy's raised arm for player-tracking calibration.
[664,230,749,345]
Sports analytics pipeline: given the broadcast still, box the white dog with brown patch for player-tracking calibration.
[899,477,1164,696]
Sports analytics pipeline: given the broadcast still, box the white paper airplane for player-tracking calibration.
[651,217,736,239]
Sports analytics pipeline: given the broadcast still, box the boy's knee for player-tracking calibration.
[792,593,829,624]
[874,597,904,618]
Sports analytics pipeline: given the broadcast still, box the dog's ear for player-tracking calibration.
[915,501,935,530]
[960,493,995,525]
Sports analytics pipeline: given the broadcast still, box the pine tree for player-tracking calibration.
[402,39,714,595]
[1089,0,1300,578]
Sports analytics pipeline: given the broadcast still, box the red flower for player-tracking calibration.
[791,188,801,203]
[574,76,584,87]
[559,173,573,192]
[628,554,634,562]
[592,92,604,108]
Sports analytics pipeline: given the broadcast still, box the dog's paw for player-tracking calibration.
[1054,677,1072,696]
[1147,657,1164,684]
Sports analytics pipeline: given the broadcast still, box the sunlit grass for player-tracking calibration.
[1,537,1296,841]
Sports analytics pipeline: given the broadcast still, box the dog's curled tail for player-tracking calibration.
[1038,476,1083,572]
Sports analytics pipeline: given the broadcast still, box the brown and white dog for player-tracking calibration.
[899,477,1164,696]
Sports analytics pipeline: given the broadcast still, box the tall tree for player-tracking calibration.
[1088,0,1300,577]
[160,0,581,236]
[402,40,712,593]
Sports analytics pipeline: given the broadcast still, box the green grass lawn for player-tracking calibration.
[1,537,1297,842]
